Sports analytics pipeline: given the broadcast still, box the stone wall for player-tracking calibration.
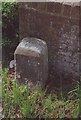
[19,2,80,90]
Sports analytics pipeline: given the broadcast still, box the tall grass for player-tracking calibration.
[2,68,80,118]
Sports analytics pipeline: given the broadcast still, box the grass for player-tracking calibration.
[2,68,81,118]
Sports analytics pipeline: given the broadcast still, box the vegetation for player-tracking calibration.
[2,69,80,118]
[1,2,81,119]
[2,2,19,67]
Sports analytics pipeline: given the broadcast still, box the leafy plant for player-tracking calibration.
[2,2,19,67]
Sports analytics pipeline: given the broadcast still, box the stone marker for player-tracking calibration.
[14,37,48,87]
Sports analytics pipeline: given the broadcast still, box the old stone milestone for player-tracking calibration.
[19,2,80,90]
[14,38,48,87]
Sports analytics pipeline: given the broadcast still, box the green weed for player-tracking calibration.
[2,68,80,118]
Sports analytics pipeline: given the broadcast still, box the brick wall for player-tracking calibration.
[19,2,80,90]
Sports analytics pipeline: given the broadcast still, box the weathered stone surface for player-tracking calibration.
[14,38,48,87]
[19,3,80,91]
